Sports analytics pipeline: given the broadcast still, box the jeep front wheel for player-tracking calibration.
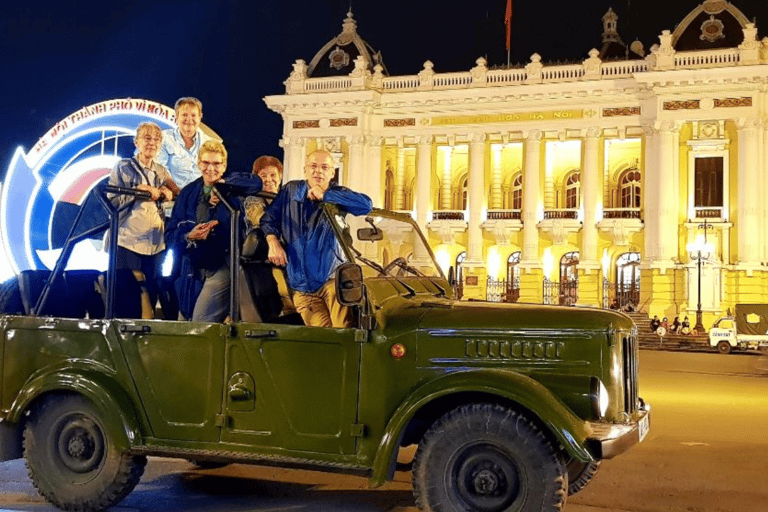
[565,459,601,495]
[412,403,568,512]
[24,394,146,512]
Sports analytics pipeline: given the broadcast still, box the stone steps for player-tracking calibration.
[621,311,713,352]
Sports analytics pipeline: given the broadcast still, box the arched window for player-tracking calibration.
[616,252,641,307]
[619,169,641,208]
[565,172,580,209]
[559,251,579,305]
[384,167,394,210]
[506,251,521,302]
[460,176,468,210]
[512,174,522,210]
[456,251,466,299]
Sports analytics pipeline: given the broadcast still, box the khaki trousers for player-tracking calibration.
[293,279,351,328]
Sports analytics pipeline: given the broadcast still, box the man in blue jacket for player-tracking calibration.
[261,149,372,327]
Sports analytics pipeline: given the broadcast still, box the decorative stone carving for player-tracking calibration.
[538,219,581,246]
[603,106,641,117]
[525,54,543,84]
[418,61,435,90]
[583,49,602,79]
[371,64,384,89]
[330,118,358,127]
[481,219,522,245]
[714,97,752,108]
[470,57,488,85]
[700,15,725,43]
[655,30,675,70]
[597,218,644,247]
[739,23,760,65]
[427,220,468,245]
[293,120,320,129]
[663,100,699,110]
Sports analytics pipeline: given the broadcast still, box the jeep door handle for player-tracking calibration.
[120,325,151,334]
[228,384,251,401]
[244,330,277,339]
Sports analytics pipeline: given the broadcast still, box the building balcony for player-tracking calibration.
[483,210,522,245]
[603,208,642,220]
[539,209,581,245]
[428,210,468,244]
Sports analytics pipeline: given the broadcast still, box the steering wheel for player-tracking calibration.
[383,257,407,276]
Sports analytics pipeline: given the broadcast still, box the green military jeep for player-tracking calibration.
[0,185,649,512]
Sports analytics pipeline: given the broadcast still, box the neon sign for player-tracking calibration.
[0,98,177,278]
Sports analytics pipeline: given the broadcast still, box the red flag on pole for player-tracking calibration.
[504,0,513,51]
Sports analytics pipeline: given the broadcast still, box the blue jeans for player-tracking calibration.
[192,264,229,322]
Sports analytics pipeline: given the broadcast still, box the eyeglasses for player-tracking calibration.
[200,161,225,170]
[306,163,333,173]
[140,136,161,143]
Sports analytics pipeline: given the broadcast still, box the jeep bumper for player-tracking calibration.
[585,401,650,459]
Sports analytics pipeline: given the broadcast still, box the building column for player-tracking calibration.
[579,127,601,307]
[642,122,678,317]
[283,136,307,183]
[347,135,365,192]
[491,143,503,209]
[441,146,453,210]
[413,135,434,267]
[522,130,542,264]
[519,130,543,303]
[642,125,659,261]
[460,133,487,300]
[581,127,601,265]
[364,136,383,207]
[395,143,406,210]
[737,117,761,267]
[467,133,485,264]
[658,122,679,262]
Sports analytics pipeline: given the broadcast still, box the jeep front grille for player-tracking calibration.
[622,332,639,414]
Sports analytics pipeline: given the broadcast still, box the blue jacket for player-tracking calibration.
[166,174,262,318]
[260,180,372,294]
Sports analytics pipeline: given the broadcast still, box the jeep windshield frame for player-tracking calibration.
[323,205,450,297]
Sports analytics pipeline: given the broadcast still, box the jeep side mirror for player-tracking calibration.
[336,262,364,305]
[357,227,383,241]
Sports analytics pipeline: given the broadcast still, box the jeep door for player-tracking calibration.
[221,322,360,455]
[116,320,226,442]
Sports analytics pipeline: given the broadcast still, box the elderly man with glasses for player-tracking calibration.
[261,149,372,328]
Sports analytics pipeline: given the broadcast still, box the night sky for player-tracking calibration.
[2,0,767,179]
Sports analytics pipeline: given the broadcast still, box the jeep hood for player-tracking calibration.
[416,300,634,334]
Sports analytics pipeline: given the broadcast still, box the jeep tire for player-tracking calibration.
[565,459,601,496]
[23,394,146,512]
[412,403,568,512]
[717,340,731,354]
[0,277,23,315]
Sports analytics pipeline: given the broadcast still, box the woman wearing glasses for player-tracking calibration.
[166,140,261,321]
[108,121,176,318]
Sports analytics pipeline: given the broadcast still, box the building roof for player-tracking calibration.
[671,0,752,51]
[306,10,387,78]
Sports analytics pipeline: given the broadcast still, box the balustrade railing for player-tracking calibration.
[603,208,642,219]
[486,209,522,220]
[543,209,578,220]
[431,210,466,221]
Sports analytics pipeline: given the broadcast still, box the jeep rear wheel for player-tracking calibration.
[717,340,732,354]
[565,459,601,496]
[24,394,146,512]
[412,403,567,512]
[0,277,23,315]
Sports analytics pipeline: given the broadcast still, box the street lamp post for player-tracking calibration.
[687,222,714,334]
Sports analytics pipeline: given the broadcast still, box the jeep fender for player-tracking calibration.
[369,368,594,487]
[6,366,142,452]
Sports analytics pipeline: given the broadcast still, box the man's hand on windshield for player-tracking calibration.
[266,234,287,266]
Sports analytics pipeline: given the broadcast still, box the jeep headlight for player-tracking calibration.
[591,377,610,419]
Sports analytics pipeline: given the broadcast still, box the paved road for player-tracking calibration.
[1,350,767,512]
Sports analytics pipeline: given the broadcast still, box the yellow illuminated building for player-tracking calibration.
[265,1,768,328]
